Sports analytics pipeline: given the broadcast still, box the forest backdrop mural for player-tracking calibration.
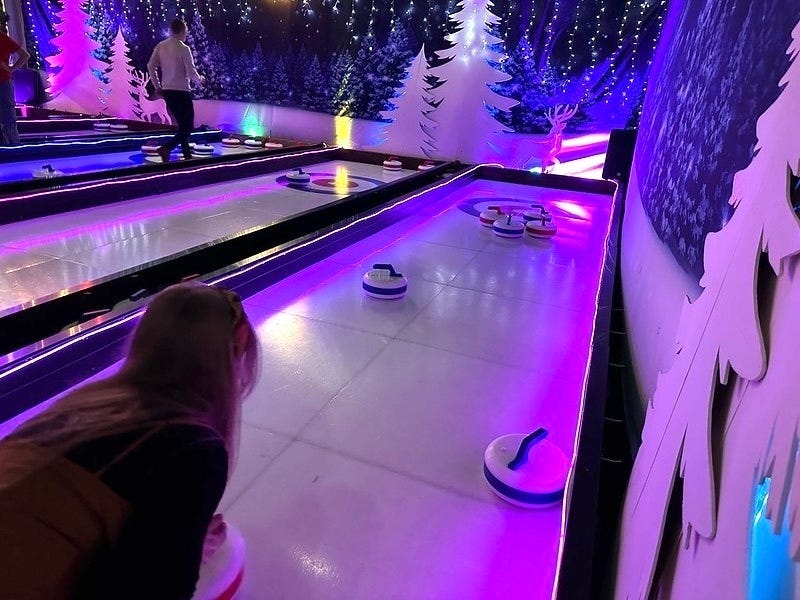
[20,0,665,137]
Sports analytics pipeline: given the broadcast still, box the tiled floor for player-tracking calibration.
[226,179,612,598]
[0,160,415,316]
[2,177,613,599]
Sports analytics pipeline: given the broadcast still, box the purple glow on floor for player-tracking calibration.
[1,146,336,203]
[0,129,223,152]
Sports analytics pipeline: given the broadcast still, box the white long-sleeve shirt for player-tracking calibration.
[147,38,202,92]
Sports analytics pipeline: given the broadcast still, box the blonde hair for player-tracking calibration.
[2,282,260,485]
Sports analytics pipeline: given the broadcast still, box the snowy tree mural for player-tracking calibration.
[301,56,332,112]
[105,27,137,119]
[22,0,664,130]
[616,10,800,600]
[45,0,108,114]
[429,0,516,161]
[380,44,439,158]
[87,3,114,84]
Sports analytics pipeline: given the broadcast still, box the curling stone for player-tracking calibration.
[193,520,246,600]
[492,215,525,238]
[141,144,161,156]
[523,204,552,223]
[33,165,64,179]
[221,137,242,148]
[286,168,311,185]
[109,123,129,131]
[525,217,557,239]
[362,263,407,299]
[382,157,402,171]
[193,143,215,156]
[417,160,436,171]
[479,206,505,227]
[244,138,262,149]
[93,121,112,130]
[483,428,569,508]
[264,141,284,149]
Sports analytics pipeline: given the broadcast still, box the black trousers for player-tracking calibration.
[161,90,194,158]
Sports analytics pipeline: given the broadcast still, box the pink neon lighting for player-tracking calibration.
[2,147,336,204]
[1,130,223,151]
[0,159,470,377]
[551,153,607,179]
[561,133,611,150]
[550,181,619,600]
[21,116,115,124]
[211,165,492,286]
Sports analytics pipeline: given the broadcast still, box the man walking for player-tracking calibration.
[0,12,30,146]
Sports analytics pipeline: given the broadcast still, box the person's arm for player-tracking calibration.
[7,47,30,72]
[111,437,229,599]
[0,35,28,73]
[146,45,162,92]
[182,45,204,86]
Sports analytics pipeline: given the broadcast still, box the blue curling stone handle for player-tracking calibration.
[507,427,548,471]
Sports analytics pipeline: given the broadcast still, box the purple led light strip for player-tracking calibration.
[0,161,477,381]
[550,182,619,600]
[21,116,115,124]
[2,146,337,204]
[1,129,223,151]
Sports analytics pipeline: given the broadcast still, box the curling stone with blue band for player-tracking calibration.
[362,264,408,299]
[523,204,552,223]
[492,215,525,238]
[483,427,569,508]
[286,168,312,185]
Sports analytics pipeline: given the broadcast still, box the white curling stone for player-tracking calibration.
[109,123,129,131]
[483,433,569,508]
[221,137,242,147]
[193,143,215,155]
[362,268,408,300]
[264,141,284,149]
[244,139,262,148]
[93,122,112,130]
[492,218,525,238]
[286,170,311,185]
[141,144,160,155]
[417,161,436,171]
[33,168,64,179]
[383,159,402,171]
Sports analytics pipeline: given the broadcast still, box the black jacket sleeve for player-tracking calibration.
[109,436,229,599]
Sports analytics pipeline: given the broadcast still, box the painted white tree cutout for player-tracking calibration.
[380,44,439,158]
[616,20,800,600]
[105,28,138,120]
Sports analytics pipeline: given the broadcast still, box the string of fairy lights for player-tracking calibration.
[23,0,664,122]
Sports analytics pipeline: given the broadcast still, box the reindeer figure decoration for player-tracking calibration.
[527,104,579,173]
[131,70,171,125]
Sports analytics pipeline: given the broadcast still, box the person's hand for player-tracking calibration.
[202,514,227,563]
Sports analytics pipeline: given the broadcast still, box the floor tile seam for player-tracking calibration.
[224,434,297,511]
[290,340,396,441]
[289,437,510,509]
[440,279,596,314]
[385,335,587,386]
[242,305,396,342]
[385,283,449,341]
